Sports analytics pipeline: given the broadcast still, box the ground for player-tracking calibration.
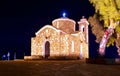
[0,60,120,76]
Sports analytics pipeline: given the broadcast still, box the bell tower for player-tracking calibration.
[78,16,89,59]
[78,16,89,43]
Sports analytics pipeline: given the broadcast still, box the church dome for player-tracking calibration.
[52,18,76,34]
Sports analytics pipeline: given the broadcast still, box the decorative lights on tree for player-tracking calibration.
[89,0,120,56]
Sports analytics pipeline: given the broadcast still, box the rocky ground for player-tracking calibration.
[0,60,120,76]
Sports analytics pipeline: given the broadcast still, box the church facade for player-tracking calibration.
[29,17,89,59]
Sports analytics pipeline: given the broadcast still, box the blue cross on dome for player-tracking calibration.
[62,12,66,17]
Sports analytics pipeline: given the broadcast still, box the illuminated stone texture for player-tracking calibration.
[30,17,89,59]
[52,18,75,34]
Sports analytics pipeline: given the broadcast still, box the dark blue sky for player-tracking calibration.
[0,0,118,59]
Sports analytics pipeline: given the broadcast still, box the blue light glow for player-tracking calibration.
[62,12,66,17]
[60,10,68,18]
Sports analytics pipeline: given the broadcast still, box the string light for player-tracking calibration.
[30,17,89,59]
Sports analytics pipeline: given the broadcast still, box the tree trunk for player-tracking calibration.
[116,33,120,56]
[116,43,120,56]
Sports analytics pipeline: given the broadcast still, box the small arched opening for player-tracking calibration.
[44,41,50,58]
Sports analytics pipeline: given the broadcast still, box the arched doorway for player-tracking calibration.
[44,41,50,58]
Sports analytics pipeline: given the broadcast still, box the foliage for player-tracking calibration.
[116,33,120,46]
[89,0,120,27]
[89,0,120,47]
[106,35,116,47]
[88,14,104,43]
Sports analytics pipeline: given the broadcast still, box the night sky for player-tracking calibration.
[0,0,118,59]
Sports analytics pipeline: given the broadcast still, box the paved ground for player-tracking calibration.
[0,60,120,76]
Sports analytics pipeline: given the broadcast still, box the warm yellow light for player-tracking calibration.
[28,17,89,60]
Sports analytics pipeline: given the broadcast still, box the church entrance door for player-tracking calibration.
[44,41,50,58]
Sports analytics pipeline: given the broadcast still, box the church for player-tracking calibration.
[25,16,89,60]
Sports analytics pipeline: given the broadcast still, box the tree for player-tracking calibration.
[89,0,120,56]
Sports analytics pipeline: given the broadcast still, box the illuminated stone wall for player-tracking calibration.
[31,25,60,57]
[52,18,76,34]
[30,17,89,59]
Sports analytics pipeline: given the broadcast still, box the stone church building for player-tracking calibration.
[27,17,89,59]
